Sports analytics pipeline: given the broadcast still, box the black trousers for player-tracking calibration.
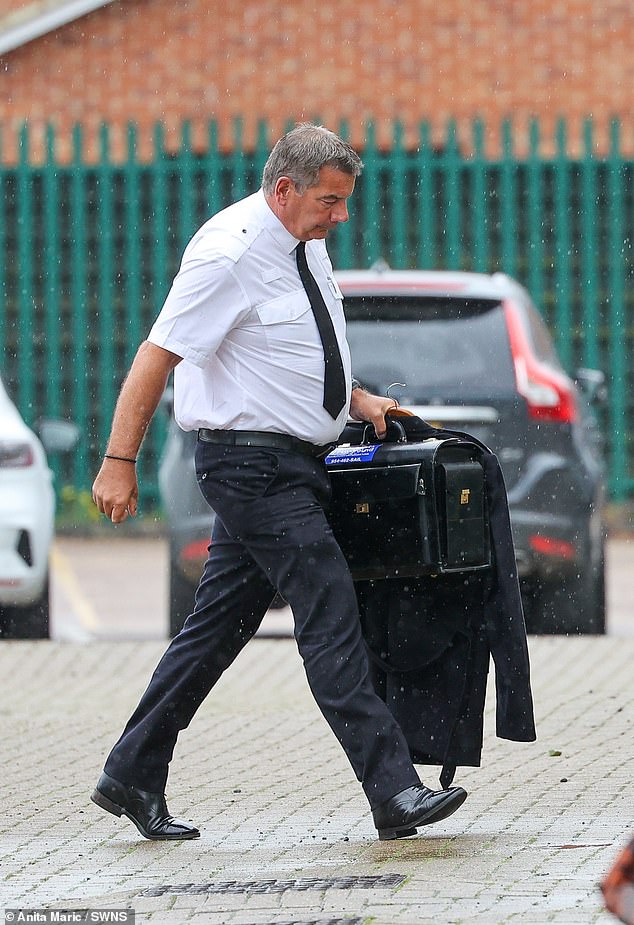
[104,441,420,808]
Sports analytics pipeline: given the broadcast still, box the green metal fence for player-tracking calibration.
[1,118,633,508]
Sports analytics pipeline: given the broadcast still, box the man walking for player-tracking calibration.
[91,123,467,841]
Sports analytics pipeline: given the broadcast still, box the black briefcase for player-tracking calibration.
[325,419,491,580]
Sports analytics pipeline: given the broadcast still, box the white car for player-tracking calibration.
[0,376,55,638]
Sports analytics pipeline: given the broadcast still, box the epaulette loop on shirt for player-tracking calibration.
[218,225,261,263]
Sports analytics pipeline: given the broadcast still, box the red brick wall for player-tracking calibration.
[0,0,26,15]
[2,0,634,162]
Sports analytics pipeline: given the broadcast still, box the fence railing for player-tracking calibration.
[1,118,632,507]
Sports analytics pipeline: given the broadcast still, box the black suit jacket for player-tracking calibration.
[341,416,537,787]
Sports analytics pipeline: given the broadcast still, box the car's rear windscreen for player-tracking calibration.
[344,295,516,400]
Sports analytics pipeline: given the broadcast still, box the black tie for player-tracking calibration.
[295,241,347,419]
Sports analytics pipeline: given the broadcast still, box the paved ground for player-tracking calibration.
[1,535,632,922]
[49,535,295,641]
[1,630,632,922]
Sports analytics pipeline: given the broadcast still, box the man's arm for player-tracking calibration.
[92,341,182,524]
[349,386,398,440]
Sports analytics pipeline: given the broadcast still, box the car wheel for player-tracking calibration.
[0,574,51,639]
[522,546,606,635]
[169,558,195,638]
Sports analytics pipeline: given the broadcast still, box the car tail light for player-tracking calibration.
[179,539,210,583]
[180,539,210,563]
[504,301,578,423]
[529,534,576,561]
[0,441,34,467]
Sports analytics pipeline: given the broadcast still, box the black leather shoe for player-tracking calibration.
[372,784,467,841]
[91,772,200,840]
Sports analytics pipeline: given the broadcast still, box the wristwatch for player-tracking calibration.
[351,378,362,391]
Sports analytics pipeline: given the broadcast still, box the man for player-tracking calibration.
[91,123,467,842]
[602,836,634,924]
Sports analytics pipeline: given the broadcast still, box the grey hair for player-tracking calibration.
[262,123,363,195]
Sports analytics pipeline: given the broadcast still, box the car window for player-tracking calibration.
[522,300,565,370]
[344,296,516,400]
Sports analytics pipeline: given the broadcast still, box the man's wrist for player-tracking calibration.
[104,453,137,464]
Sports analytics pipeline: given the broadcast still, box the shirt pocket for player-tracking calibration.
[256,289,311,326]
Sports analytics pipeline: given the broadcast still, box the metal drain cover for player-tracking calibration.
[235,919,365,925]
[141,873,406,897]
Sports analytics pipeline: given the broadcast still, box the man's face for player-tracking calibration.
[273,166,356,241]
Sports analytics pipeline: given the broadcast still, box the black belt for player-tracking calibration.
[197,428,335,459]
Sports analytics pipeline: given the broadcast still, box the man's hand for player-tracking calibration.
[349,388,398,440]
[92,458,139,524]
[92,341,181,524]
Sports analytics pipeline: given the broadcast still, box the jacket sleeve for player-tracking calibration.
[481,451,536,742]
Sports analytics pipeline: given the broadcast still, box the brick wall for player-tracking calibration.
[2,0,634,161]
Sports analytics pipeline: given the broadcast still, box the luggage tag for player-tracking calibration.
[325,444,381,465]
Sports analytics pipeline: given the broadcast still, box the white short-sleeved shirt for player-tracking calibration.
[148,189,352,445]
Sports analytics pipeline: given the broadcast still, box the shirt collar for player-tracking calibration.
[255,188,302,255]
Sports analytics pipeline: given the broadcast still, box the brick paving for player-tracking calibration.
[0,634,632,924]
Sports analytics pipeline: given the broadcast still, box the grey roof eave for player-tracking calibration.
[0,0,116,56]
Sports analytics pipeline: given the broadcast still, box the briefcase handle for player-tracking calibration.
[361,416,408,445]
